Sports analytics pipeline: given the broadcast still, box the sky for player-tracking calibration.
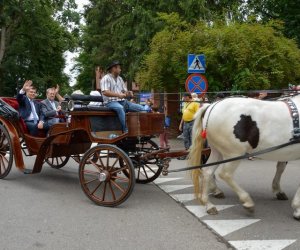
[64,0,90,86]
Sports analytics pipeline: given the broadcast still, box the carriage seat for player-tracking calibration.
[1,97,46,137]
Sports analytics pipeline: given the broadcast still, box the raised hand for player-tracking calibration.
[54,84,60,95]
[22,80,33,91]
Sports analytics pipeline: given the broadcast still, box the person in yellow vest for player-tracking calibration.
[179,93,200,151]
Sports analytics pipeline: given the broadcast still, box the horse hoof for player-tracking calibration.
[207,207,218,215]
[243,205,255,213]
[294,215,300,221]
[276,192,288,200]
[214,192,225,199]
[293,211,300,220]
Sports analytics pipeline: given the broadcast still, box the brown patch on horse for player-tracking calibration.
[233,115,259,149]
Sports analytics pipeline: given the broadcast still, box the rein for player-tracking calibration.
[168,138,300,173]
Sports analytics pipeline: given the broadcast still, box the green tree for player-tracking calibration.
[0,0,79,96]
[249,0,300,46]
[137,15,300,92]
[75,0,245,91]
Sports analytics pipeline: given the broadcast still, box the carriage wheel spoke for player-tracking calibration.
[106,150,110,168]
[91,182,102,196]
[0,155,6,169]
[109,157,119,171]
[144,164,156,174]
[141,165,149,179]
[84,178,98,185]
[137,166,141,179]
[88,158,103,172]
[98,153,105,168]
[0,135,5,146]
[111,166,128,175]
[83,170,99,176]
[111,180,125,193]
[102,182,107,201]
[109,181,116,200]
[113,176,129,182]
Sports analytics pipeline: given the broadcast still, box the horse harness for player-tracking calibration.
[282,98,300,139]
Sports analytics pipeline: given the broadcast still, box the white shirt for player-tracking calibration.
[100,73,127,103]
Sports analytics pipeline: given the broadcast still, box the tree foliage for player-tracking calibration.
[0,0,79,97]
[75,0,245,91]
[249,0,300,45]
[137,14,300,92]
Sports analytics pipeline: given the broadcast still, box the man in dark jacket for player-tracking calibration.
[17,80,48,136]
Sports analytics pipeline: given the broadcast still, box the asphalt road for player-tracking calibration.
[0,153,229,250]
[152,139,300,250]
[1,138,299,250]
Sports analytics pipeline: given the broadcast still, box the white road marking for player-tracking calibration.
[186,205,236,218]
[229,239,297,250]
[170,193,196,202]
[154,177,183,184]
[158,185,193,193]
[202,219,261,237]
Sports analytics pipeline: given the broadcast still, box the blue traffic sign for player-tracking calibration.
[185,73,208,97]
[187,54,206,73]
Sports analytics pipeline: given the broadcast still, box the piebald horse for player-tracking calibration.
[189,97,300,220]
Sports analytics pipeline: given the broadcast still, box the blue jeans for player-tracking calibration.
[106,100,145,132]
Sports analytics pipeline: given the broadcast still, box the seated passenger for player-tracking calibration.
[41,87,63,128]
[17,80,48,136]
[101,61,144,133]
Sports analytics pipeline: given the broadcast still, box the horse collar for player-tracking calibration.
[283,98,300,139]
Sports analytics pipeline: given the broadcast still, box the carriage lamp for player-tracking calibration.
[61,95,74,127]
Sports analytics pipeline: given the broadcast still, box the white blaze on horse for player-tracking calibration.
[189,96,300,220]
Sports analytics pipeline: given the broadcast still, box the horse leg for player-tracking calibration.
[199,148,222,215]
[208,174,225,199]
[219,160,255,212]
[272,161,288,200]
[292,185,300,220]
[202,165,220,215]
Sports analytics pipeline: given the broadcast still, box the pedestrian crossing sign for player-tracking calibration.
[187,54,206,73]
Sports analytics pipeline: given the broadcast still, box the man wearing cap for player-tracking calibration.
[179,93,200,152]
[101,61,144,132]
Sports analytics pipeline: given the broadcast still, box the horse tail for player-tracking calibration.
[188,104,210,202]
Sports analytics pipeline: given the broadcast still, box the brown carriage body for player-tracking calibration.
[0,96,209,207]
[0,97,165,172]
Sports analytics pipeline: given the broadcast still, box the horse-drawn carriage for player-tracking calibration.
[0,94,198,207]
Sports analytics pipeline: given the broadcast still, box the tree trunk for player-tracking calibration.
[0,26,6,65]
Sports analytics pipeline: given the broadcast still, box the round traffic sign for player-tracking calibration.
[185,73,208,97]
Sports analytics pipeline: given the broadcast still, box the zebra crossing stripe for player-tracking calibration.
[170,193,196,203]
[229,239,297,250]
[186,205,236,218]
[202,219,261,236]
[154,177,183,184]
[158,185,193,193]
